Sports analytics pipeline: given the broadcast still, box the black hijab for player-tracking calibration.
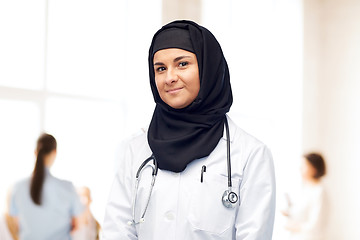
[147,20,233,172]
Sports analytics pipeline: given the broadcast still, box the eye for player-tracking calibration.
[178,61,188,67]
[156,66,166,72]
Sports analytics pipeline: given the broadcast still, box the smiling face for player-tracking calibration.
[153,48,200,109]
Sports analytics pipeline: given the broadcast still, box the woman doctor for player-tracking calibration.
[103,20,276,240]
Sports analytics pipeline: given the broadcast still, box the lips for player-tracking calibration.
[166,87,183,94]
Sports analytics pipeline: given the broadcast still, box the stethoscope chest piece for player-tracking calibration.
[222,189,238,208]
[129,116,238,226]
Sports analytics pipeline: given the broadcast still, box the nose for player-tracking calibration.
[165,68,178,85]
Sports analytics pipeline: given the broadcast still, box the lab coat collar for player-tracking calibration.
[222,115,236,143]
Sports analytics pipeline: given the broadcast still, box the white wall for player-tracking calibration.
[162,0,202,24]
[303,0,360,239]
[0,0,161,224]
[7,1,359,238]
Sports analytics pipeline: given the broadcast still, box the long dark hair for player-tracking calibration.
[304,152,326,180]
[30,133,57,205]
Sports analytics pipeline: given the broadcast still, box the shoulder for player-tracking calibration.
[122,127,149,153]
[48,174,76,191]
[47,176,80,204]
[14,177,30,186]
[128,127,147,143]
[227,116,273,173]
[312,182,326,196]
[10,177,31,209]
[228,116,268,151]
[115,127,151,172]
[12,177,30,193]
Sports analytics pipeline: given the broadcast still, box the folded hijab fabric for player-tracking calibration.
[147,20,233,172]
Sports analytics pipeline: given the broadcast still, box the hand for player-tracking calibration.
[281,209,290,217]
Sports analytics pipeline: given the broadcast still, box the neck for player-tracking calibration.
[44,154,55,168]
[304,177,320,185]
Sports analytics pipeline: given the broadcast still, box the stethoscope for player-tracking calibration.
[128,117,238,226]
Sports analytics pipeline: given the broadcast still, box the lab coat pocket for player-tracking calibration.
[188,173,240,235]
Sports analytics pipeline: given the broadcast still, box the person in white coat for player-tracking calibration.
[103,20,276,240]
[282,153,327,240]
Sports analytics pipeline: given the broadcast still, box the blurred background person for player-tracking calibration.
[0,189,18,240]
[1,1,359,239]
[8,133,84,240]
[0,214,15,240]
[282,153,327,240]
[71,186,100,240]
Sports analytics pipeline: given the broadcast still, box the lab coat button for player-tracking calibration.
[164,211,175,221]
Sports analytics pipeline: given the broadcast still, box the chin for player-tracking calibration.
[170,103,188,109]
[165,100,184,109]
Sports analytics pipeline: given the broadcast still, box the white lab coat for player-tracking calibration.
[103,116,276,240]
[285,182,327,240]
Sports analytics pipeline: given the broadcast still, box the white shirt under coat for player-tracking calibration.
[103,116,276,240]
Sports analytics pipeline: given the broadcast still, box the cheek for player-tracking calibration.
[309,165,317,178]
[190,73,200,95]
[154,77,163,92]
[195,78,200,93]
[300,161,308,175]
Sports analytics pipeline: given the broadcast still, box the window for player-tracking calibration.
[0,0,161,222]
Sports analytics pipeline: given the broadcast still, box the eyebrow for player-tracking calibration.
[154,55,192,66]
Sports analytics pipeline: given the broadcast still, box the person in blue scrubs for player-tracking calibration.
[9,133,84,240]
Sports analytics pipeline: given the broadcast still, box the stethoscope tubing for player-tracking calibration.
[130,155,158,225]
[129,117,237,225]
[224,117,232,188]
[136,154,158,178]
